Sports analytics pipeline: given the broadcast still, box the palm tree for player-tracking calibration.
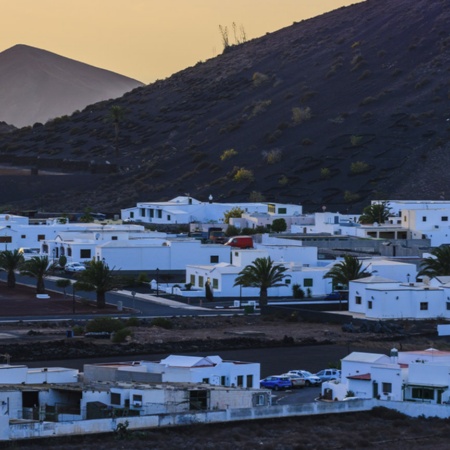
[0,249,25,288]
[418,245,450,278]
[74,259,121,308]
[108,105,124,156]
[20,256,55,294]
[359,201,391,224]
[323,255,370,289]
[233,257,288,310]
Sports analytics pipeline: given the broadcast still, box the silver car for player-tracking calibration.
[287,370,321,386]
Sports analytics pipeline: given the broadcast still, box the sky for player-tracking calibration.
[2,1,364,84]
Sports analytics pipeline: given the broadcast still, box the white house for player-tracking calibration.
[323,348,450,405]
[120,195,303,226]
[84,355,260,389]
[348,273,450,320]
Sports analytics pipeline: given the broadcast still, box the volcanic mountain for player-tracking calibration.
[0,0,449,216]
[0,44,143,128]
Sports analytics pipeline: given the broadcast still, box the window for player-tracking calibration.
[149,209,154,218]
[442,216,448,222]
[368,300,373,309]
[246,374,253,388]
[190,274,195,285]
[278,207,287,214]
[382,382,392,394]
[355,296,362,305]
[212,278,219,289]
[37,234,45,241]
[167,215,171,221]
[140,208,145,217]
[132,394,142,402]
[67,248,72,257]
[254,394,266,406]
[420,302,428,311]
[304,278,313,287]
[130,212,134,218]
[446,302,450,310]
[80,249,91,258]
[199,276,204,288]
[157,210,162,219]
[210,255,219,263]
[422,216,426,222]
[237,375,244,387]
[189,390,208,410]
[111,392,121,405]
[412,387,434,400]
[0,236,12,243]
[202,378,210,384]
[112,236,118,240]
[21,235,26,239]
[221,376,226,386]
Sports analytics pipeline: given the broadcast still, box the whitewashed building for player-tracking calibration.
[323,348,450,405]
[120,196,302,226]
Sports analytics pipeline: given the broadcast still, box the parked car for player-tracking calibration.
[260,376,292,391]
[224,236,254,249]
[64,262,86,273]
[315,369,341,383]
[280,373,306,388]
[325,291,348,300]
[287,370,321,386]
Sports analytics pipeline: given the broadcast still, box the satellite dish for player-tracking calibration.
[95,233,100,240]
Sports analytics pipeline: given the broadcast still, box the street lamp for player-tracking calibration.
[156,268,159,296]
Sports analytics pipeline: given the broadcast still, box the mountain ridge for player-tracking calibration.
[0,0,449,215]
[0,44,144,127]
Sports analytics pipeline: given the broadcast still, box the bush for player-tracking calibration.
[85,317,124,333]
[248,191,266,202]
[126,317,140,327]
[112,328,132,343]
[278,175,289,186]
[226,225,240,236]
[350,135,363,146]
[350,161,370,174]
[292,107,312,124]
[220,148,238,161]
[344,191,361,203]
[72,325,84,336]
[250,100,272,118]
[252,72,269,87]
[263,148,283,164]
[151,317,173,329]
[292,284,305,299]
[320,168,331,179]
[233,168,254,182]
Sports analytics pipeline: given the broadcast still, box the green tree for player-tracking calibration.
[323,255,370,289]
[271,218,287,233]
[74,259,122,308]
[359,201,391,224]
[223,207,245,224]
[79,207,94,223]
[233,257,288,310]
[418,245,450,278]
[20,256,55,294]
[0,250,25,288]
[108,105,125,156]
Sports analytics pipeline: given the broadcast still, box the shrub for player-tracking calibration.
[292,107,312,124]
[320,168,331,179]
[292,284,305,299]
[278,175,289,186]
[151,317,173,329]
[350,161,370,174]
[112,328,132,343]
[272,218,287,233]
[250,100,272,118]
[252,72,269,87]
[344,191,361,203]
[263,148,283,164]
[126,317,140,327]
[137,272,150,284]
[72,325,84,336]
[226,225,239,236]
[248,191,266,202]
[350,135,363,146]
[233,168,254,182]
[86,317,124,333]
[220,148,238,161]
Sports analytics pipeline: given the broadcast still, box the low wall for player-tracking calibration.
[8,399,450,441]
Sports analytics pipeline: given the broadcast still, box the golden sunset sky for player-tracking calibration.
[2,0,364,84]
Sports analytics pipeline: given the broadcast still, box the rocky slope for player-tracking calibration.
[0,0,449,215]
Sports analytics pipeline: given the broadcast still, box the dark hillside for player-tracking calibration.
[0,0,449,215]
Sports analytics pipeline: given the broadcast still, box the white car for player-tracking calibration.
[64,262,86,273]
[287,370,321,387]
